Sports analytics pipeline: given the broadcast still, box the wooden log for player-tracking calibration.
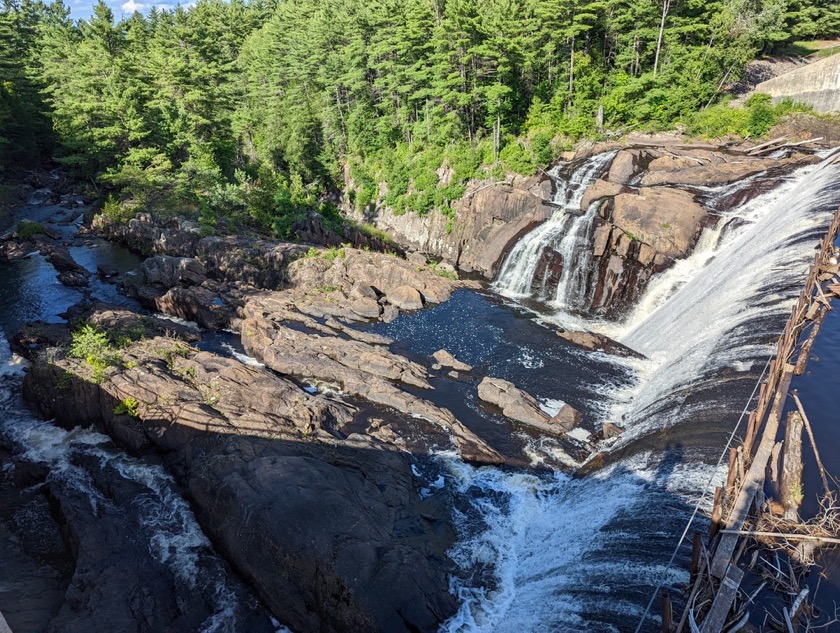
[795,306,827,375]
[791,392,832,496]
[691,531,703,581]
[661,592,674,633]
[781,411,804,522]
[710,486,723,540]
[699,564,744,633]
[768,441,783,501]
[745,136,788,154]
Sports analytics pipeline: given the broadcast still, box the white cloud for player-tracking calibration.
[121,0,147,13]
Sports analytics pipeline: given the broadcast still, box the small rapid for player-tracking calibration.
[0,183,282,633]
[0,332,276,632]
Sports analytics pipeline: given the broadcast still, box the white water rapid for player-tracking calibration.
[494,151,617,300]
[0,334,258,633]
[444,152,840,632]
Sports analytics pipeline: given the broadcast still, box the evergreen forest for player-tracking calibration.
[1,0,839,236]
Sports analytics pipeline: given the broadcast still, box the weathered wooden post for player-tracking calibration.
[725,447,738,499]
[660,592,673,633]
[709,486,723,540]
[690,531,702,582]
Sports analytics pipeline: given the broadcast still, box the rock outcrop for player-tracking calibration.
[20,307,462,633]
[477,377,581,436]
[348,175,554,278]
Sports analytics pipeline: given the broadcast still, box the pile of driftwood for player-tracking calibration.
[664,233,840,633]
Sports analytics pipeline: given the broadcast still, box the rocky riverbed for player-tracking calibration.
[0,139,830,632]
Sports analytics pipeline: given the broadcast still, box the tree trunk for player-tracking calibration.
[568,35,575,95]
[653,0,671,77]
[494,95,501,162]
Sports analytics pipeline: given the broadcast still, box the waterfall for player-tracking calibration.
[494,151,617,300]
[442,153,840,632]
[606,153,840,444]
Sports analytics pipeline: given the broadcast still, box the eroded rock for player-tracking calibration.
[477,377,581,436]
[431,349,472,372]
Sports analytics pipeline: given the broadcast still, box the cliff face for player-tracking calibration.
[347,144,819,317]
[348,175,554,278]
[754,53,840,114]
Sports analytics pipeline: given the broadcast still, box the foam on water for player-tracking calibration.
[0,334,249,629]
[607,155,840,444]
[495,152,617,299]
[440,452,723,632]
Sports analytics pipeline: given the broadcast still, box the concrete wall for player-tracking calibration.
[754,53,840,114]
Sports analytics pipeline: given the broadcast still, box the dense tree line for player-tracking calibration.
[1,0,839,234]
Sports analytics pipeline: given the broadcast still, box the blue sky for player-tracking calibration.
[68,0,186,20]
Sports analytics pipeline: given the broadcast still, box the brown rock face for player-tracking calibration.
[606,149,644,185]
[477,377,582,437]
[611,188,709,259]
[21,314,460,633]
[640,154,818,187]
[348,175,554,279]
[388,285,424,310]
[580,178,629,211]
[140,255,207,287]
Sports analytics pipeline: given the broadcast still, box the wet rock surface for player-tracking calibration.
[477,376,582,436]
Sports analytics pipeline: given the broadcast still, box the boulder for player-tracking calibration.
[431,349,472,372]
[154,286,232,329]
[350,297,382,319]
[611,188,709,259]
[580,178,628,211]
[57,271,88,287]
[387,285,424,310]
[606,150,642,185]
[603,422,623,439]
[477,377,582,437]
[42,245,89,276]
[140,255,206,288]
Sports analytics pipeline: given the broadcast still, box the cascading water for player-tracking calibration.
[494,151,617,301]
[0,334,281,632]
[0,186,284,633]
[441,153,840,632]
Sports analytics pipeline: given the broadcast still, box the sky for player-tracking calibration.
[68,0,186,20]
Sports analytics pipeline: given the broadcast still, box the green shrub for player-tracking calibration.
[100,195,135,224]
[16,220,47,240]
[113,397,140,417]
[68,323,118,383]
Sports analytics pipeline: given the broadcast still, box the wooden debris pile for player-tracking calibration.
[666,217,840,632]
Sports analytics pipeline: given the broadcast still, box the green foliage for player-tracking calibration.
[2,0,837,226]
[687,95,812,139]
[113,397,140,417]
[16,220,47,240]
[68,323,118,383]
[100,195,134,224]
